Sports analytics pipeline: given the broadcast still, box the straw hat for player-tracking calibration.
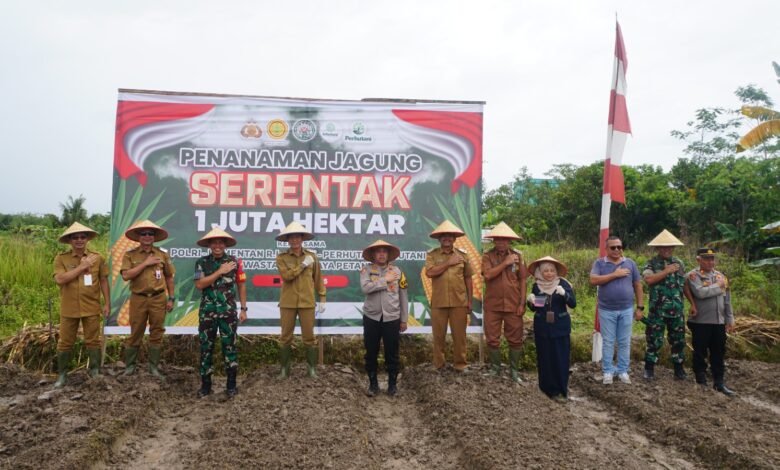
[527,256,568,278]
[275,221,314,242]
[362,240,400,262]
[58,222,98,244]
[485,222,522,240]
[197,227,237,247]
[647,229,684,247]
[125,220,169,242]
[429,220,465,239]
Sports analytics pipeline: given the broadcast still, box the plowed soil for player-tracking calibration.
[1,359,778,469]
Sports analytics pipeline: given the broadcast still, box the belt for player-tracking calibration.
[133,289,165,298]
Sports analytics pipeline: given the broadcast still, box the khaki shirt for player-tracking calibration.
[276,248,326,308]
[120,246,175,295]
[482,248,524,312]
[360,263,409,323]
[53,248,108,318]
[425,247,474,308]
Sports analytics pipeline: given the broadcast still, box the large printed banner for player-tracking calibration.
[106,90,484,334]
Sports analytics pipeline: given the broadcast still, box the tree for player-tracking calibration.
[736,63,780,157]
[59,195,88,227]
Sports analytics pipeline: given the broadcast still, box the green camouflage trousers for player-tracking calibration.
[644,314,685,365]
[199,315,238,377]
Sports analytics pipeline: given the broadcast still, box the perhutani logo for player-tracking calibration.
[345,121,373,143]
[267,119,289,139]
[240,121,262,139]
[319,121,341,142]
[292,119,317,142]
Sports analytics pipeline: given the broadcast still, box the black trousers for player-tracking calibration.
[688,322,727,381]
[363,316,400,374]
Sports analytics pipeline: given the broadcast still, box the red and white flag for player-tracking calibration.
[594,21,630,361]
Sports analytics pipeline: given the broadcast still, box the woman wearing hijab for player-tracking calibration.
[528,256,576,401]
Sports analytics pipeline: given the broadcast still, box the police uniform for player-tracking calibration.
[425,246,473,371]
[121,245,176,347]
[642,255,686,366]
[276,247,326,347]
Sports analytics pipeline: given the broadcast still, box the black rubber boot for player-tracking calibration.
[53,351,71,388]
[643,361,655,381]
[277,345,291,379]
[366,372,379,397]
[673,362,687,381]
[387,372,398,396]
[123,347,139,376]
[197,375,212,398]
[87,349,101,378]
[225,367,238,398]
[714,380,735,397]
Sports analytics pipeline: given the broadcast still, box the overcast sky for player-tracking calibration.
[1,0,777,215]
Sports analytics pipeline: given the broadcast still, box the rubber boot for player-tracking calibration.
[123,347,139,376]
[508,349,523,383]
[53,351,71,388]
[487,348,501,376]
[305,346,318,378]
[87,349,101,378]
[643,361,655,381]
[387,372,398,396]
[197,375,212,398]
[673,362,687,381]
[225,367,238,398]
[366,372,379,397]
[714,379,735,397]
[277,345,292,379]
[148,347,165,379]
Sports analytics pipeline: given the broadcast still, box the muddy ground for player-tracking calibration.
[0,359,779,469]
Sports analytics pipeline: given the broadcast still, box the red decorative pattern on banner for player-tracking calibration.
[113,101,215,185]
[391,110,483,193]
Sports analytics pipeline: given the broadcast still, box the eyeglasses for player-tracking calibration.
[70,235,88,240]
[608,245,623,251]
[138,231,156,237]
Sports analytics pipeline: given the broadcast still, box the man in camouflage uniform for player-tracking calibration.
[641,229,692,380]
[194,227,247,398]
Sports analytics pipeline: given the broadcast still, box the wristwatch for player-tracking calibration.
[168,296,175,301]
[637,305,645,311]
[240,306,248,311]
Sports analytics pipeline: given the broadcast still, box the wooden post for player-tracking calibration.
[318,337,324,365]
[478,333,484,365]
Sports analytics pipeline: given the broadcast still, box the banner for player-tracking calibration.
[106,90,484,334]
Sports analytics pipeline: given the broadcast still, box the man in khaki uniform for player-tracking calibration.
[481,222,527,382]
[425,220,474,372]
[52,222,110,388]
[275,221,326,378]
[120,220,175,377]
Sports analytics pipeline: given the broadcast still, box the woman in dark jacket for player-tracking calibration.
[528,256,576,401]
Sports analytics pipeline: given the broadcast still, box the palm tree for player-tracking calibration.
[59,195,87,226]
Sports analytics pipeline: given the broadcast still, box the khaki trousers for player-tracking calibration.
[484,309,524,350]
[431,307,468,370]
[58,315,101,351]
[126,293,167,347]
[280,307,316,347]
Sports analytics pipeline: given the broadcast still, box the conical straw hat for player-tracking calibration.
[125,220,169,242]
[527,256,568,278]
[429,220,465,239]
[197,227,237,247]
[275,221,314,242]
[485,222,522,240]
[362,239,401,262]
[58,222,98,244]
[647,229,684,247]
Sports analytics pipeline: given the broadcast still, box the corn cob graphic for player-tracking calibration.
[175,308,200,327]
[117,300,130,326]
[110,235,139,285]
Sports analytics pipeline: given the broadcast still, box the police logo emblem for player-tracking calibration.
[240,121,262,139]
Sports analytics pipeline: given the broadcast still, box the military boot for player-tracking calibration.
[643,361,655,381]
[305,346,318,378]
[508,349,523,383]
[694,371,707,386]
[53,351,71,388]
[714,379,735,397]
[387,372,398,396]
[225,367,238,398]
[366,372,379,397]
[87,349,102,378]
[197,375,212,398]
[487,348,501,376]
[148,347,165,379]
[123,347,139,376]
[673,362,687,381]
[277,345,292,379]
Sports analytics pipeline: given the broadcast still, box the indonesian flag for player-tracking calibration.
[594,21,630,358]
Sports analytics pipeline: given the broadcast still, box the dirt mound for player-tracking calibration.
[1,360,779,469]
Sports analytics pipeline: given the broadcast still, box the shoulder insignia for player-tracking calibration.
[126,247,139,253]
[457,247,467,254]
[360,266,367,275]
[688,272,697,280]
[158,247,168,253]
[427,247,438,254]
[399,271,408,289]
